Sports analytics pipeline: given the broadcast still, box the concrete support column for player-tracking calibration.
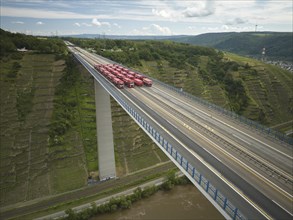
[94,80,116,180]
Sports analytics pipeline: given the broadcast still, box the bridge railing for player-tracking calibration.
[151,79,293,146]
[111,91,246,220]
[93,52,292,145]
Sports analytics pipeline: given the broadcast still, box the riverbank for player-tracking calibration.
[40,171,222,220]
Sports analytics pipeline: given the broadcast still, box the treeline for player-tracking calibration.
[66,37,249,113]
[66,38,218,68]
[171,32,293,61]
[62,171,190,220]
[0,29,67,56]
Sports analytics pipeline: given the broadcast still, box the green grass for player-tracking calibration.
[11,167,177,220]
[0,53,66,206]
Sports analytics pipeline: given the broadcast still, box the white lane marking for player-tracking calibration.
[232,134,251,145]
[204,149,222,163]
[143,87,292,181]
[272,200,293,216]
[136,86,293,200]
[154,86,293,160]
[73,48,273,220]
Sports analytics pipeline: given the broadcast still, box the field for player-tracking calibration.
[135,53,292,129]
[0,53,68,206]
[0,52,169,209]
[225,52,292,125]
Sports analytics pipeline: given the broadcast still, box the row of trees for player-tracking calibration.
[0,29,67,56]
[62,170,190,220]
[65,37,251,114]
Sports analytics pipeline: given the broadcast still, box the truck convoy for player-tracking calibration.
[94,64,153,89]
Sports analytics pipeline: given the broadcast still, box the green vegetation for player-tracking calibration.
[61,171,190,220]
[0,53,66,206]
[67,38,292,127]
[0,28,67,56]
[16,86,35,121]
[169,32,293,61]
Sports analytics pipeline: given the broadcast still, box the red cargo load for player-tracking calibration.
[134,78,143,86]
[122,77,134,88]
[143,78,153,87]
[128,71,136,76]
[135,74,144,80]
[116,73,124,79]
[113,77,124,89]
[126,74,134,79]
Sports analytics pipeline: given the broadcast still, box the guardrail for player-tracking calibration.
[94,53,292,145]
[111,91,246,220]
[153,79,293,146]
[75,52,247,219]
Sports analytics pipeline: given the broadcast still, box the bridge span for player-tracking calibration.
[67,43,292,220]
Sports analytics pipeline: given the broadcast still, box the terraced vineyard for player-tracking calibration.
[0,53,170,209]
[134,52,292,130]
[0,54,66,205]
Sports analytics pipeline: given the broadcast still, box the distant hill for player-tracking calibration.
[69,38,292,130]
[61,33,187,40]
[169,32,293,61]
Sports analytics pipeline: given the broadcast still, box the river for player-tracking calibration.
[91,184,224,220]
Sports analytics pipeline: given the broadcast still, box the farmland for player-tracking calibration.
[0,51,169,210]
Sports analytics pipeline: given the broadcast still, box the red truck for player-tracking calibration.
[126,74,134,79]
[134,78,143,86]
[112,77,124,89]
[143,78,153,87]
[135,74,144,80]
[122,77,134,88]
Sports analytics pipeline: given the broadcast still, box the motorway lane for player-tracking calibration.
[72,54,266,218]
[152,85,293,172]
[131,87,293,214]
[144,86,293,191]
[124,87,292,219]
[151,85,293,185]
[72,46,290,218]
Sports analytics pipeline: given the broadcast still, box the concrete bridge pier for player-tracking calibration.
[94,80,116,180]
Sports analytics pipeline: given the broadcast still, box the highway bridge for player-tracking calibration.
[66,42,292,220]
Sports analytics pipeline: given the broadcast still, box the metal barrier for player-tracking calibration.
[75,52,246,220]
[95,52,292,145]
[152,79,293,146]
[112,93,246,220]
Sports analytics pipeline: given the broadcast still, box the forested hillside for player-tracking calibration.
[0,30,169,208]
[0,29,67,56]
[169,32,293,61]
[67,38,292,130]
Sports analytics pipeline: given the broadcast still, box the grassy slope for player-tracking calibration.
[0,53,169,207]
[171,32,293,61]
[225,52,292,125]
[0,53,71,205]
[132,52,292,128]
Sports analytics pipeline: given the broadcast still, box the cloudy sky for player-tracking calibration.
[1,0,292,36]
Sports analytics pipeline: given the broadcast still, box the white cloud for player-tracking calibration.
[152,9,173,19]
[74,22,92,27]
[82,23,92,27]
[92,18,101,26]
[113,23,121,29]
[225,17,248,26]
[92,18,111,27]
[1,6,96,19]
[12,21,24,24]
[183,0,215,17]
[36,21,44,25]
[151,24,172,35]
[131,24,172,35]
